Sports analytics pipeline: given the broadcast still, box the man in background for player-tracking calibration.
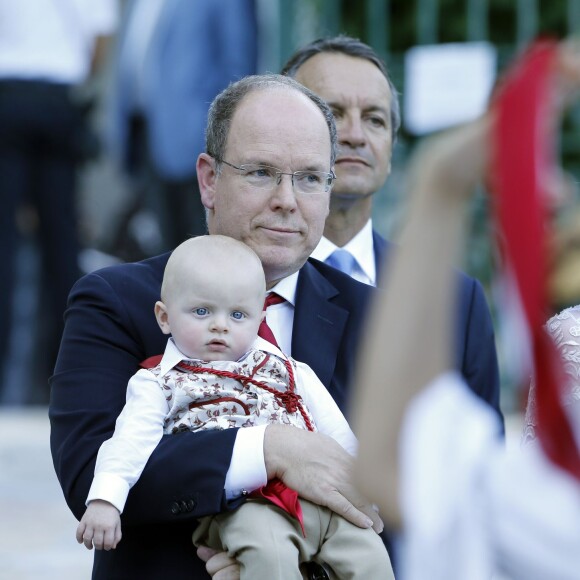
[281,34,502,576]
[282,36,501,421]
[282,35,399,285]
[109,0,258,260]
[0,0,117,402]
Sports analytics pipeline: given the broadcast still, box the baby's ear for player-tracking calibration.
[154,301,171,335]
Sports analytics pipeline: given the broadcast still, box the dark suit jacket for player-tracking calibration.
[50,241,502,578]
[372,230,502,424]
[49,255,376,579]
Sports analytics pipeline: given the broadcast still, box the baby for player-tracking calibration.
[76,235,392,579]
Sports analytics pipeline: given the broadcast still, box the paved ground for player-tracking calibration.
[0,407,92,580]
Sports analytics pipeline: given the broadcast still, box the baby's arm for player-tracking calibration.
[76,499,122,551]
[77,368,168,549]
[86,368,168,508]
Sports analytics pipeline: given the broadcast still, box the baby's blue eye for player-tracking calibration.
[231,311,245,320]
[194,307,209,316]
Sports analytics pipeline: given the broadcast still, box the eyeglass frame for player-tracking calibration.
[216,159,337,194]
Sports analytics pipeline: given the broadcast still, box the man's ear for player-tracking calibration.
[197,153,218,210]
[154,301,171,335]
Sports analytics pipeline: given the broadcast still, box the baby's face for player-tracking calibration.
[163,274,264,362]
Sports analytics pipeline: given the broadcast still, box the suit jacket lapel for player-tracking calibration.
[292,261,349,388]
[372,229,388,280]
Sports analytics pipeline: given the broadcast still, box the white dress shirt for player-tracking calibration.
[310,219,377,286]
[0,0,117,83]
[87,336,356,512]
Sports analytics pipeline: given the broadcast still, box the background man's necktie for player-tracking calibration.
[258,293,285,348]
[325,248,357,276]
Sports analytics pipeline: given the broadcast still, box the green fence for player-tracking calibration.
[276,0,580,66]
[272,0,580,252]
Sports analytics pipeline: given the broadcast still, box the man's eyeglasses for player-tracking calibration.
[219,160,336,195]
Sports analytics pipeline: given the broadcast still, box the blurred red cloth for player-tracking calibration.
[491,40,580,480]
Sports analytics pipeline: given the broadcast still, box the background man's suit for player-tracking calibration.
[50,246,500,578]
[372,230,502,423]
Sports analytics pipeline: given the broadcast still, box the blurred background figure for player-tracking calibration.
[0,0,118,404]
[106,0,259,261]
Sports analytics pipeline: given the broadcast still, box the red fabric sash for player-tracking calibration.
[250,478,306,536]
[490,40,580,480]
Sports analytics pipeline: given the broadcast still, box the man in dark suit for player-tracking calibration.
[49,74,386,579]
[282,36,501,420]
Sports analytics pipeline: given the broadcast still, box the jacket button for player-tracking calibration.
[179,500,189,513]
[185,499,196,512]
[171,501,181,515]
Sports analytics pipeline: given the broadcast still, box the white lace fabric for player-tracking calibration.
[522,305,580,446]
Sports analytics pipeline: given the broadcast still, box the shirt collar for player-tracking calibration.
[159,337,276,376]
[159,338,189,376]
[268,271,298,306]
[252,336,285,358]
[310,219,376,284]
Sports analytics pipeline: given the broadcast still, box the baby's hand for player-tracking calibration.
[76,499,122,550]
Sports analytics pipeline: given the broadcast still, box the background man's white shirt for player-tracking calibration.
[310,219,377,286]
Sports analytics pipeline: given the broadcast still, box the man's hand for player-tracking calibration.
[197,546,240,579]
[264,424,383,533]
[76,499,122,550]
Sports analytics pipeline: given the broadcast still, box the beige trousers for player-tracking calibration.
[193,498,394,580]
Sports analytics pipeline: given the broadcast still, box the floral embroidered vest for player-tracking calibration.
[149,349,317,434]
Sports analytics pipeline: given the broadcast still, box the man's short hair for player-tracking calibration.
[281,35,401,143]
[205,73,338,171]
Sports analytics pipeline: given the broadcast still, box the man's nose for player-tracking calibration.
[339,114,366,148]
[269,173,298,211]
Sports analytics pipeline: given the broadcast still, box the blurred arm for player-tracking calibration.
[351,118,491,528]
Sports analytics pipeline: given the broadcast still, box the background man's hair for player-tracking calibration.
[281,35,401,143]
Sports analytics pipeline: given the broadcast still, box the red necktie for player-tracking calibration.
[258,293,285,348]
[491,40,580,480]
[256,296,306,535]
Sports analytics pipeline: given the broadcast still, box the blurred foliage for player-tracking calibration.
[332,0,580,189]
[337,0,569,49]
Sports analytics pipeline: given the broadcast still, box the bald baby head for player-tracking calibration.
[161,235,266,304]
[156,236,267,361]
